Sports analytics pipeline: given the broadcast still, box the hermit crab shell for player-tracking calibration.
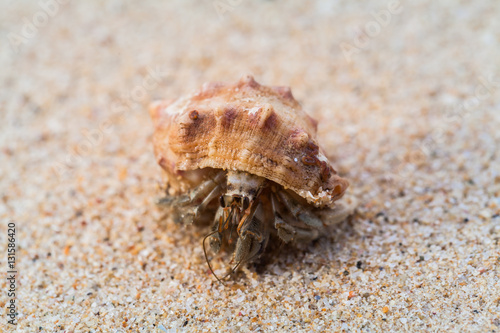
[150,75,348,208]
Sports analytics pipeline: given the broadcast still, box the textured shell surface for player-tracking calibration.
[150,75,348,208]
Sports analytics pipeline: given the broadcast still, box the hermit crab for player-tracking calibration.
[150,75,353,280]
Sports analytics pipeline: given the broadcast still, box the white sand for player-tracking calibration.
[0,0,499,332]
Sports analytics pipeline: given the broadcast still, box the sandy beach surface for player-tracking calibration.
[1,0,499,332]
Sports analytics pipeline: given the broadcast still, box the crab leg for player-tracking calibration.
[157,171,226,224]
[193,184,223,219]
[276,189,325,230]
[270,193,296,243]
[234,202,266,264]
[157,171,225,206]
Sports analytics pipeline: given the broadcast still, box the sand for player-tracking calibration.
[0,0,499,332]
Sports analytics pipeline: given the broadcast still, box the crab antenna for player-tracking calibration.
[205,203,257,282]
[227,205,240,240]
[221,206,235,231]
[230,258,245,276]
[222,248,256,281]
[215,259,243,282]
[202,231,224,283]
[236,197,262,238]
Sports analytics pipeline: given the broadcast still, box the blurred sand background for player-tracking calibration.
[0,0,499,332]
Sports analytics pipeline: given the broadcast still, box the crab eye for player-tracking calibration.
[219,195,225,207]
[242,197,250,210]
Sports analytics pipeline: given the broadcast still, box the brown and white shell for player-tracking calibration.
[150,75,348,208]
